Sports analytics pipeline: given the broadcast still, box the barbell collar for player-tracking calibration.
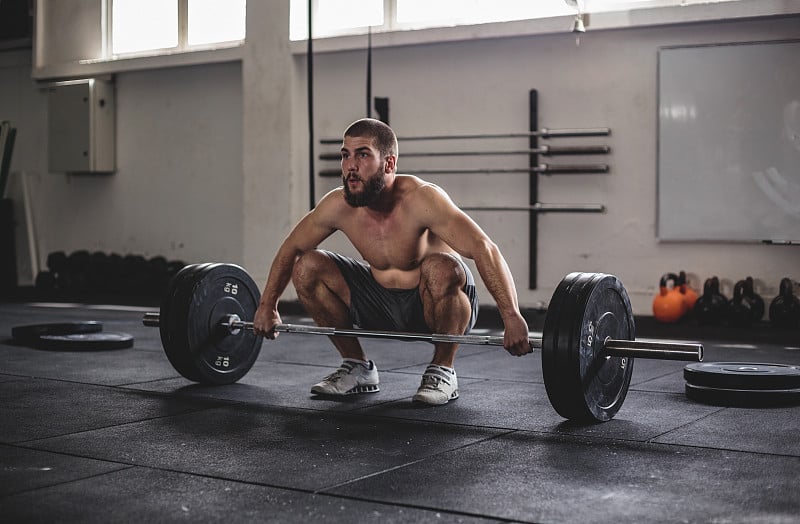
[143,312,160,327]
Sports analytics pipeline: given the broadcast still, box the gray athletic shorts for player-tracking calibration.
[321,250,479,334]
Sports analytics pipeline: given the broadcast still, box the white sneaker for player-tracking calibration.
[413,365,458,405]
[311,359,380,396]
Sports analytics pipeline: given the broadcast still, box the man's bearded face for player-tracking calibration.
[343,164,386,207]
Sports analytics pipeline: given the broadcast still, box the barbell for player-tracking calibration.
[141,263,703,423]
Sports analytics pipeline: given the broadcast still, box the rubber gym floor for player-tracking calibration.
[1,301,798,523]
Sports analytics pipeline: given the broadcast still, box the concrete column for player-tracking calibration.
[242,1,293,282]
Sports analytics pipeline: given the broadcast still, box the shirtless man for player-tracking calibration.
[253,118,530,405]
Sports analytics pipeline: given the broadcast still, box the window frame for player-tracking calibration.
[290,0,746,41]
[107,0,246,60]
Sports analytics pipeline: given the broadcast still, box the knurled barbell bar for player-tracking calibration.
[142,263,702,422]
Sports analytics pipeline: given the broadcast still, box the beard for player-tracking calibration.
[343,169,386,207]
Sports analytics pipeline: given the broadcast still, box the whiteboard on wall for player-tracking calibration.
[657,40,800,243]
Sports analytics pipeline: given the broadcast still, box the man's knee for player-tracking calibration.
[292,250,335,290]
[419,253,467,297]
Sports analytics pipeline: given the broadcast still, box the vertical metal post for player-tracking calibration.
[529,89,539,289]
[307,0,315,210]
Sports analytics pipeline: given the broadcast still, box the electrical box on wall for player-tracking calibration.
[47,78,115,173]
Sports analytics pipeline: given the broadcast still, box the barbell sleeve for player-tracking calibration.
[602,338,704,362]
[141,313,702,362]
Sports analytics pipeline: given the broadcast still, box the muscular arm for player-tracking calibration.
[415,184,531,355]
[253,191,340,337]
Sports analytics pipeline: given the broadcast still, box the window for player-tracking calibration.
[290,0,743,41]
[111,0,246,57]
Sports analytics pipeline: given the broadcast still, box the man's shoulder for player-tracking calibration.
[313,188,351,221]
[397,175,444,197]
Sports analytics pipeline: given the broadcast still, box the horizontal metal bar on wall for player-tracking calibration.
[319,164,609,177]
[319,127,611,144]
[460,203,606,213]
[318,145,611,161]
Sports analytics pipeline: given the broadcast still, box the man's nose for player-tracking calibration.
[342,158,357,172]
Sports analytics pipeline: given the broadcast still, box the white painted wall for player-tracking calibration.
[1,3,799,316]
[296,16,800,313]
[0,59,243,273]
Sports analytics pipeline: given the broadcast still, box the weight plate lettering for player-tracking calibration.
[184,264,262,384]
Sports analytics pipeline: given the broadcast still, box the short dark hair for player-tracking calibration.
[343,118,398,157]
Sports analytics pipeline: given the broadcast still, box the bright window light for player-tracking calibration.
[290,0,383,40]
[289,0,745,41]
[317,0,383,31]
[188,0,247,46]
[112,0,178,54]
[397,0,571,27]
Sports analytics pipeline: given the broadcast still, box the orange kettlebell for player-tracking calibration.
[677,271,698,313]
[653,273,686,323]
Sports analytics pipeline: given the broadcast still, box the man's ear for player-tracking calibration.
[384,154,397,173]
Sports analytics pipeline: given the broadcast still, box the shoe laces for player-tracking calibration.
[420,371,450,391]
[323,362,354,383]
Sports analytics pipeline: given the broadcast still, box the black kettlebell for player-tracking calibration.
[729,277,765,327]
[769,278,800,329]
[694,276,729,325]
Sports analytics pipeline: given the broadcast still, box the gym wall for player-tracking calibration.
[0,3,798,315]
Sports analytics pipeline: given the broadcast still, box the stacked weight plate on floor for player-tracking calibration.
[159,263,263,384]
[684,362,800,407]
[11,321,135,351]
[542,272,635,422]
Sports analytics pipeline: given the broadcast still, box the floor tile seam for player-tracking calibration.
[640,438,800,459]
[112,377,209,388]
[0,461,136,500]
[643,404,730,444]
[632,367,684,382]
[313,429,518,494]
[41,461,524,524]
[0,373,36,382]
[538,423,800,458]
[501,427,800,458]
[629,369,684,388]
[0,444,523,524]
[305,492,528,523]
[0,374,166,390]
[4,373,240,408]
[9,405,230,446]
[232,402,522,434]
